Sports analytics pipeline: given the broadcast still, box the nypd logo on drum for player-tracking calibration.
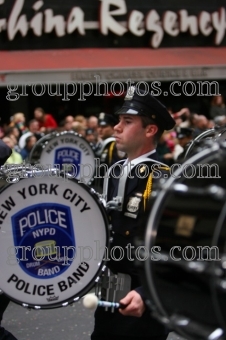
[0,174,108,308]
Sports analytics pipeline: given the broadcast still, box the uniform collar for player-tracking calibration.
[123,149,156,165]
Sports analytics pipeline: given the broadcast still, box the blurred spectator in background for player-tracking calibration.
[9,112,28,137]
[64,115,74,131]
[4,126,21,153]
[2,136,22,164]
[58,115,75,132]
[173,127,194,161]
[0,126,4,138]
[20,135,37,161]
[72,121,86,137]
[156,132,174,166]
[87,115,98,132]
[209,95,226,120]
[191,114,210,137]
[19,119,44,149]
[5,126,20,143]
[74,115,87,129]
[173,108,191,127]
[164,130,177,152]
[189,113,199,128]
[85,128,98,146]
[34,107,57,133]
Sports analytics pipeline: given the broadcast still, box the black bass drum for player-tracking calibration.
[0,168,109,309]
[184,128,216,159]
[29,131,96,185]
[216,128,226,143]
[142,141,226,340]
[185,126,226,160]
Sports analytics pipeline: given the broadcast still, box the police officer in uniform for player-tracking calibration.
[94,112,126,192]
[91,87,175,340]
[0,139,18,340]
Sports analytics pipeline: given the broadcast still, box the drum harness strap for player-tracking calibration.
[102,158,169,212]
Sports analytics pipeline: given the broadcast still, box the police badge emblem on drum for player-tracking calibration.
[11,202,75,279]
[0,171,109,309]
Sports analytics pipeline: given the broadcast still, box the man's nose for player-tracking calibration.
[114,121,122,132]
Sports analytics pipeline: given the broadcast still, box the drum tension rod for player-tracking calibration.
[169,314,224,340]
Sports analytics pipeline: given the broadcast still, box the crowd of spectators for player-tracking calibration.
[0,95,225,167]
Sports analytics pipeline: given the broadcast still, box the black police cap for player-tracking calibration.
[85,128,95,136]
[98,112,118,127]
[115,86,175,131]
[176,127,194,139]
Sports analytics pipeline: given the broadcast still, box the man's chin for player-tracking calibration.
[115,143,125,152]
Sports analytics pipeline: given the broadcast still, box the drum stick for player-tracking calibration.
[83,294,126,309]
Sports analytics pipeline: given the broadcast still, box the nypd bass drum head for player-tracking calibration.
[0,170,109,309]
[30,131,95,185]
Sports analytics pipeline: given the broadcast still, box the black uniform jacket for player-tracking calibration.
[92,152,169,338]
[0,140,12,166]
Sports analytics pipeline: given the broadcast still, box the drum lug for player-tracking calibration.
[22,303,31,311]
[168,314,224,340]
[22,303,29,308]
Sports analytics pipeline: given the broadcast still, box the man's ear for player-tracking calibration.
[145,124,158,138]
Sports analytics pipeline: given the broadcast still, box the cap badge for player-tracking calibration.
[125,86,135,101]
[99,112,105,120]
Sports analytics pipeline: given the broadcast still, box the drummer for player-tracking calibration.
[91,86,175,340]
[94,112,126,192]
[0,138,18,340]
[96,112,126,166]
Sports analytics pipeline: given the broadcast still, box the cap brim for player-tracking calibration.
[115,107,139,115]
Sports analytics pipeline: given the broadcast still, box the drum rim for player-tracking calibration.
[29,130,95,162]
[0,172,110,309]
[29,131,58,162]
[184,128,216,159]
[144,142,223,326]
[29,130,96,184]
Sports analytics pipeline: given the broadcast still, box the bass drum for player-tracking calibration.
[28,132,56,164]
[184,128,216,159]
[0,168,109,309]
[29,131,96,185]
[216,128,226,143]
[142,142,226,340]
[185,126,226,160]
